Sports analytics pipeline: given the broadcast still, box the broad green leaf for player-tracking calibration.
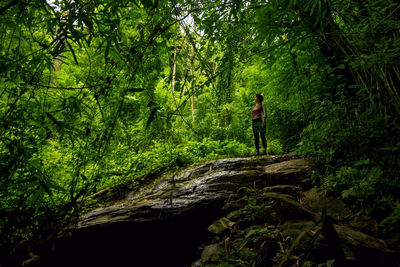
[127,88,145,93]
[66,40,79,64]
[310,0,319,16]
[105,39,111,63]
[146,107,157,128]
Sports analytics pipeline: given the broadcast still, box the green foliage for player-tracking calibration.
[97,138,252,189]
[380,204,400,235]
[323,165,384,201]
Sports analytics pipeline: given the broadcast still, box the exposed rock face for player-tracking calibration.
[78,155,307,229]
[25,154,309,267]
[193,181,398,267]
[18,154,399,266]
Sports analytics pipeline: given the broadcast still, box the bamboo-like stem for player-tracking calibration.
[190,45,195,117]
[172,47,177,94]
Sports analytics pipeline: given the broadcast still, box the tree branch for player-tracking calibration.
[0,0,19,15]
[29,83,105,90]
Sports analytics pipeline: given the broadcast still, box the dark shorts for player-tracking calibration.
[252,119,266,135]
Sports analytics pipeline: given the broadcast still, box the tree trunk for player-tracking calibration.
[305,1,355,98]
[172,47,177,94]
[190,45,195,117]
[52,12,68,85]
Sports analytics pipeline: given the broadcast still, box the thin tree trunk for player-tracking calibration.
[190,45,195,117]
[172,47,177,94]
[52,11,68,85]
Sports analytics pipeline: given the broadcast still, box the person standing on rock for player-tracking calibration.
[252,93,267,156]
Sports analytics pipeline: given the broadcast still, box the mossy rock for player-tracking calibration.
[263,184,302,198]
[262,192,315,220]
[208,217,235,234]
[201,243,224,264]
[304,187,347,220]
[281,221,315,239]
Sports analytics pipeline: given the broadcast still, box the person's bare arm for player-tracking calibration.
[262,104,266,126]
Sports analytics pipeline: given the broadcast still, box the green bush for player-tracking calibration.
[380,205,400,235]
[96,138,283,190]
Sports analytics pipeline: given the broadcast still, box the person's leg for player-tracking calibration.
[260,124,267,154]
[252,122,260,155]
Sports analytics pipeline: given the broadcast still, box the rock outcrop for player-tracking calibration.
[24,154,308,267]
[78,154,308,229]
[21,154,398,267]
[195,182,397,267]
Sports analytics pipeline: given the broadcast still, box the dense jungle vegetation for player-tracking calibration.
[1,0,399,257]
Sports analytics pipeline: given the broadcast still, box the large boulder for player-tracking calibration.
[23,154,310,267]
[78,155,309,229]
